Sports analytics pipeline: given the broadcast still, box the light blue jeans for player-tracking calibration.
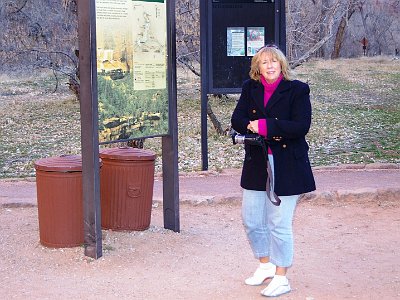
[242,155,299,267]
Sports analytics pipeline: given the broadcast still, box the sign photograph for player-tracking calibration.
[95,0,169,143]
[247,27,265,56]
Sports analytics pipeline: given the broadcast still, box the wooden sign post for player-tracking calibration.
[77,0,103,259]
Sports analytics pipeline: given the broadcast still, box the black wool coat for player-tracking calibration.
[231,78,316,196]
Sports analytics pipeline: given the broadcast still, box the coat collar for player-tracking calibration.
[250,79,291,114]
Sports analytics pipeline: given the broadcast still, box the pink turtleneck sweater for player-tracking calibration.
[258,74,283,154]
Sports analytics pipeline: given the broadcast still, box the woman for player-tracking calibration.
[231,45,316,297]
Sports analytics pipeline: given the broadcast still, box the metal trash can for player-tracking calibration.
[100,147,156,231]
[34,155,83,248]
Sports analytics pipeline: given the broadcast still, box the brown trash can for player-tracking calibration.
[34,155,83,248]
[100,147,156,231]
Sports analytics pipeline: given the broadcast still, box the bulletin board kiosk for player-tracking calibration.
[202,0,286,94]
[200,0,286,169]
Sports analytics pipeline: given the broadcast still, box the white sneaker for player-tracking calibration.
[260,275,291,297]
[245,263,276,286]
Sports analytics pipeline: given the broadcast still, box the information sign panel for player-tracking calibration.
[95,0,169,143]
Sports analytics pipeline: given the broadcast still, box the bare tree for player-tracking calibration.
[176,0,227,134]
[316,0,331,57]
[330,0,400,57]
[0,0,79,95]
[287,0,341,64]
[358,0,400,56]
[331,0,366,59]
[176,0,200,75]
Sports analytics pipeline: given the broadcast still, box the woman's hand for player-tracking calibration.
[247,120,259,133]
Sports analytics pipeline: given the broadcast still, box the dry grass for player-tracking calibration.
[0,57,399,178]
[295,57,399,165]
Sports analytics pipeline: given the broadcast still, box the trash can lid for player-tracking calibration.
[34,155,82,172]
[100,147,156,161]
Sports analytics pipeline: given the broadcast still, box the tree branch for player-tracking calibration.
[177,55,200,77]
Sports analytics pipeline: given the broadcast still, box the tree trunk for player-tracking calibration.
[331,16,348,59]
[331,2,357,59]
[318,0,330,57]
[359,5,369,37]
[207,100,224,135]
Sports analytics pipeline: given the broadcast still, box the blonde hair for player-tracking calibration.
[249,45,293,81]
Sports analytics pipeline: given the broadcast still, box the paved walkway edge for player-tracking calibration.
[1,163,399,208]
[152,188,400,206]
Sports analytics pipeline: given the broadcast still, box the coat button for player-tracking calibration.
[252,109,256,113]
[282,144,287,148]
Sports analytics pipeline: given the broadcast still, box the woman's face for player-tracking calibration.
[258,52,282,83]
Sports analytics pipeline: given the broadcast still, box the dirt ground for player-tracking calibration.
[1,196,399,300]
